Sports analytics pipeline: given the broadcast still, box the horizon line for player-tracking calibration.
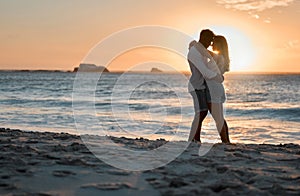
[0,69,300,75]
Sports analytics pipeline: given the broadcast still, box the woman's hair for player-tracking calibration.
[213,35,230,72]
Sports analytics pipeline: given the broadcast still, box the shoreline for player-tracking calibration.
[0,128,299,195]
[1,127,299,145]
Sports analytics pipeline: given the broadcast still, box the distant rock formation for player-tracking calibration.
[150,68,163,73]
[17,70,65,73]
[73,64,109,72]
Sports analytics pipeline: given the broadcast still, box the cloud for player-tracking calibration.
[217,0,295,12]
[277,40,300,52]
[284,40,299,49]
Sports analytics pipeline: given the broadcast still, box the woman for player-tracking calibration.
[191,35,230,143]
[208,35,230,143]
[211,35,230,73]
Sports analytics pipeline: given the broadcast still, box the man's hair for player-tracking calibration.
[199,29,215,48]
[200,29,215,41]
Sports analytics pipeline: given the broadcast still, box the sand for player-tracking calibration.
[0,128,299,195]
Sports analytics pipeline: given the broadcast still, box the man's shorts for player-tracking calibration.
[190,88,211,112]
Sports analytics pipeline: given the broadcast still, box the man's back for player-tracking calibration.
[187,41,217,92]
[188,59,206,92]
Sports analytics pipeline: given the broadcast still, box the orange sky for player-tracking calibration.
[0,0,299,72]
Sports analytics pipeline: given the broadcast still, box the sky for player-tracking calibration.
[0,0,299,72]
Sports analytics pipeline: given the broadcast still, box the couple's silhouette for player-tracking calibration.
[187,29,230,144]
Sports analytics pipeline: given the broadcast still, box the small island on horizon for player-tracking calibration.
[73,64,109,73]
[150,67,163,73]
[73,64,167,74]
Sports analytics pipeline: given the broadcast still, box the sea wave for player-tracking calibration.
[227,107,300,122]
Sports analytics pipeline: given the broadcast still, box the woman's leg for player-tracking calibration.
[223,120,230,142]
[219,119,230,143]
[209,103,230,143]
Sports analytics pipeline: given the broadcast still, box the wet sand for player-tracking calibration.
[0,128,299,195]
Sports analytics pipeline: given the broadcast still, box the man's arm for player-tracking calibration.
[211,73,224,83]
[188,46,222,81]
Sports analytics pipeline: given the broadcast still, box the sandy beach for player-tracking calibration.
[0,128,299,196]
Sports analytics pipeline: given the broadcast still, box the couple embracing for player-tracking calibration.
[187,29,230,144]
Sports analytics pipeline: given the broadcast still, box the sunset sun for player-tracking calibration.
[207,26,257,72]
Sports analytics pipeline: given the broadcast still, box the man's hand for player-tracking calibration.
[212,74,224,83]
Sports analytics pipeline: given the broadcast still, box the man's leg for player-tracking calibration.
[190,110,208,142]
[193,110,208,141]
[189,91,208,142]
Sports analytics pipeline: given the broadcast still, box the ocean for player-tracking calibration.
[1,71,299,144]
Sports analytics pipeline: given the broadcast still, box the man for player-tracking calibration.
[187,29,229,143]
